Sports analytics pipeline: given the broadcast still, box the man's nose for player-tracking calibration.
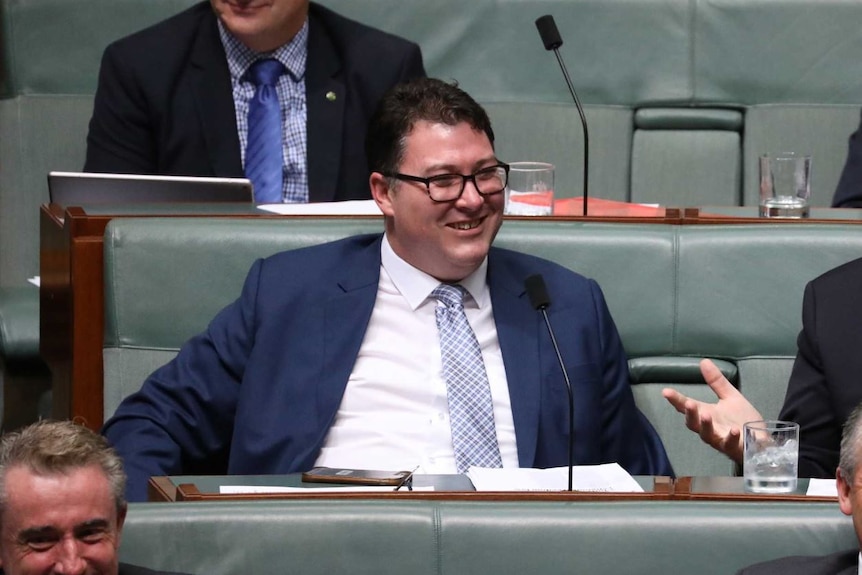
[52,539,87,575]
[457,177,484,208]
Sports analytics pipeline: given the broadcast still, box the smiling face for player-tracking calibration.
[210,0,308,53]
[0,465,125,575]
[371,120,504,282]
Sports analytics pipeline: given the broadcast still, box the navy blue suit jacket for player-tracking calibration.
[103,235,672,501]
[84,1,425,202]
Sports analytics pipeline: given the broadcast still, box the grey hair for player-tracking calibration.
[838,402,862,481]
[0,420,127,516]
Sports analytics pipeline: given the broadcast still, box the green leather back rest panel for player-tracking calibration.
[693,0,862,105]
[118,500,855,575]
[103,219,680,353]
[631,129,741,207]
[0,0,197,96]
[0,95,92,283]
[674,224,862,357]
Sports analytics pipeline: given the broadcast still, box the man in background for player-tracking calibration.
[85,0,425,203]
[0,420,184,575]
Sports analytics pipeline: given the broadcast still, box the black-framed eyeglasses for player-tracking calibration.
[382,162,510,203]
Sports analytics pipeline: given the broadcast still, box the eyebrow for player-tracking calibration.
[18,519,111,541]
[422,157,501,175]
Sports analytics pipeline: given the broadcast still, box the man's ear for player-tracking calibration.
[370,172,395,217]
[838,468,853,516]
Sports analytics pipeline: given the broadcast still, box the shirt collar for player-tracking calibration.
[381,234,490,311]
[217,18,309,83]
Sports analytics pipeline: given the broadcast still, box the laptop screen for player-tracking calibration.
[48,172,254,208]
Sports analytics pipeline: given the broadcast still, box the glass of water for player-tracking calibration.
[505,162,555,216]
[743,420,799,493]
[759,153,811,218]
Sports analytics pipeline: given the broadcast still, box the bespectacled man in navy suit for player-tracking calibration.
[103,78,672,501]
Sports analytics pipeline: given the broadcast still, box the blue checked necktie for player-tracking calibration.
[245,58,285,204]
[432,284,503,473]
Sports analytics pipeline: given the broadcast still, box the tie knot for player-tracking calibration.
[247,58,285,87]
[432,284,466,309]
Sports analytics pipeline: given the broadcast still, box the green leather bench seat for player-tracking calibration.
[103,217,862,477]
[118,499,855,575]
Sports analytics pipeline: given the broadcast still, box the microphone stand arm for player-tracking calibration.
[552,48,590,217]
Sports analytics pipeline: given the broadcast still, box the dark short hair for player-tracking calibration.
[365,77,495,175]
[0,420,127,517]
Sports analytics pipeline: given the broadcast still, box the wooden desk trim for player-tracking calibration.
[149,476,839,503]
[150,476,674,502]
[673,476,837,503]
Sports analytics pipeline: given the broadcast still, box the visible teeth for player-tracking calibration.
[453,221,479,230]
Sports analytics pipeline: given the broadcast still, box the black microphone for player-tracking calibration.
[525,274,574,491]
[535,15,590,217]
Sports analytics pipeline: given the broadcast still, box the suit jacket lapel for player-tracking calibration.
[318,237,382,414]
[489,250,542,467]
[189,12,243,176]
[306,12,346,202]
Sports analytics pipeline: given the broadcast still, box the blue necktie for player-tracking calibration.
[432,284,503,473]
[246,58,285,204]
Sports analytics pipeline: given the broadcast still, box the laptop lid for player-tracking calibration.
[47,172,254,208]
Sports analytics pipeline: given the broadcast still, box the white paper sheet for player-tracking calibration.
[467,463,644,492]
[256,200,382,216]
[806,478,839,497]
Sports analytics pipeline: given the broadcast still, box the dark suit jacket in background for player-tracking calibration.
[103,234,672,501]
[84,1,425,202]
[832,111,862,207]
[779,256,862,477]
[737,550,858,575]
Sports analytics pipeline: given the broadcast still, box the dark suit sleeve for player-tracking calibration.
[85,43,159,173]
[832,109,862,207]
[589,280,674,477]
[778,280,841,478]
[102,259,266,502]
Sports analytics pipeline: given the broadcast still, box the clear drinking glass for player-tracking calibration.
[759,153,811,218]
[505,162,555,216]
[743,420,799,493]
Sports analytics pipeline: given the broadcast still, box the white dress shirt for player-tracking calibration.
[314,235,518,472]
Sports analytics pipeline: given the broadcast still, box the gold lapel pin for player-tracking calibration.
[326,91,337,101]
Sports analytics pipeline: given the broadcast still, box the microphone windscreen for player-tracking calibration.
[525,274,551,310]
[535,15,563,51]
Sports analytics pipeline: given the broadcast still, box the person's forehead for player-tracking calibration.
[2,465,115,527]
[401,121,492,160]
